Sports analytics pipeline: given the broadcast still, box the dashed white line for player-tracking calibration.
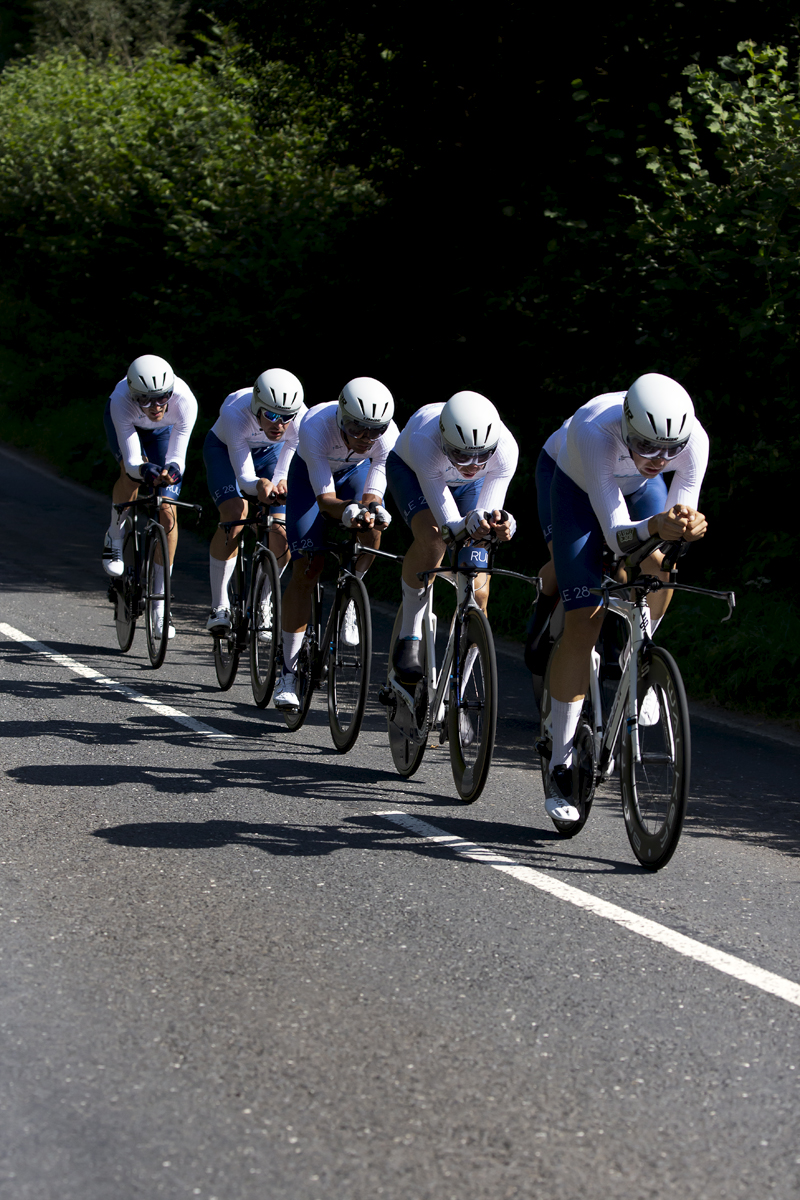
[0,622,232,738]
[377,809,800,1010]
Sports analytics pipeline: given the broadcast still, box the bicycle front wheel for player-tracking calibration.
[386,607,428,778]
[283,586,319,733]
[621,645,690,871]
[447,607,498,803]
[328,576,372,753]
[213,551,244,690]
[250,549,281,708]
[114,529,137,652]
[144,523,171,669]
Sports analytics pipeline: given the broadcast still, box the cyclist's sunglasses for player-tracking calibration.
[342,419,389,441]
[443,443,497,468]
[259,408,296,424]
[137,391,173,408]
[627,434,689,460]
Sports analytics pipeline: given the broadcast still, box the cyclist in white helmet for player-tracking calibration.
[537,372,709,825]
[273,377,398,710]
[102,354,198,639]
[203,368,307,631]
[386,391,519,684]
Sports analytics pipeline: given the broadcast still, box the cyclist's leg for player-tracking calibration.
[628,475,671,624]
[204,431,248,627]
[103,400,140,574]
[525,449,560,667]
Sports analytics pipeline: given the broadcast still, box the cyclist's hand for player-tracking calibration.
[342,502,372,529]
[368,502,392,529]
[256,477,276,505]
[488,508,516,542]
[164,461,182,486]
[465,509,491,539]
[679,505,707,542]
[140,462,163,489]
[274,478,288,498]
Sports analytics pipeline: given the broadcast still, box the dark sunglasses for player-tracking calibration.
[343,419,389,441]
[137,391,173,408]
[443,443,497,468]
[259,408,296,424]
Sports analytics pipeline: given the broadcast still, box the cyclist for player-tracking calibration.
[539,372,709,824]
[386,391,519,685]
[102,354,198,639]
[273,377,398,710]
[203,368,307,632]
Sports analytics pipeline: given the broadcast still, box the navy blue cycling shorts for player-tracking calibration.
[542,461,667,612]
[203,429,285,513]
[285,453,370,559]
[104,399,183,501]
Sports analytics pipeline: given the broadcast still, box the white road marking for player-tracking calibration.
[378,809,800,1010]
[0,622,232,738]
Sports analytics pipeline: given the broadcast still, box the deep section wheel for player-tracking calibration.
[386,607,428,778]
[114,529,137,653]
[144,522,171,669]
[213,551,244,690]
[447,607,498,803]
[328,576,371,753]
[250,550,281,708]
[621,645,690,870]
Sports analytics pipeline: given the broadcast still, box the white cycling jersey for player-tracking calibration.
[543,417,571,462]
[211,388,307,496]
[109,375,198,477]
[394,403,519,528]
[298,401,399,498]
[554,392,709,553]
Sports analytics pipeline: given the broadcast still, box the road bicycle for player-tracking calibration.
[109,493,202,669]
[281,522,387,753]
[536,535,735,869]
[211,505,284,708]
[379,517,539,803]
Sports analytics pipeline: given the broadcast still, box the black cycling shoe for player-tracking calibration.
[393,636,424,686]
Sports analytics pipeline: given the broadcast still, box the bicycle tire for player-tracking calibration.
[114,529,137,653]
[283,585,319,732]
[249,549,281,708]
[447,607,498,804]
[327,575,372,753]
[538,633,596,837]
[621,644,690,871]
[213,550,244,690]
[386,607,428,778]
[144,522,171,669]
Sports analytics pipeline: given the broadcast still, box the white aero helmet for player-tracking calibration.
[439,391,501,468]
[622,372,694,459]
[251,367,304,421]
[337,377,394,439]
[127,354,174,404]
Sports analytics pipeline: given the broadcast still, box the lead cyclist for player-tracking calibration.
[538,372,709,825]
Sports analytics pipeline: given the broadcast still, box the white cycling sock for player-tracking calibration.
[399,580,428,640]
[209,555,236,610]
[109,503,126,539]
[282,630,305,673]
[550,698,583,770]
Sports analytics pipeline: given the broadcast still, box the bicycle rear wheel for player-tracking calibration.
[447,607,498,803]
[114,529,137,652]
[386,607,428,778]
[213,551,244,690]
[621,645,690,870]
[283,586,319,732]
[328,576,372,753]
[144,523,171,669]
[250,549,281,708]
[538,633,597,837]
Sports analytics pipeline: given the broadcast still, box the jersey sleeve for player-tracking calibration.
[163,385,199,474]
[574,423,646,554]
[273,405,305,483]
[109,390,145,477]
[664,425,710,511]
[475,432,519,516]
[362,422,399,498]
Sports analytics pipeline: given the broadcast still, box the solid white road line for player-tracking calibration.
[0,622,232,738]
[378,809,800,1011]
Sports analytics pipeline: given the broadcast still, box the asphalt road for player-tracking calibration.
[2,444,800,1200]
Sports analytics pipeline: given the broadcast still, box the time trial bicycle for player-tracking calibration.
[211,503,284,708]
[109,493,202,669]
[536,534,735,869]
[380,516,539,803]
